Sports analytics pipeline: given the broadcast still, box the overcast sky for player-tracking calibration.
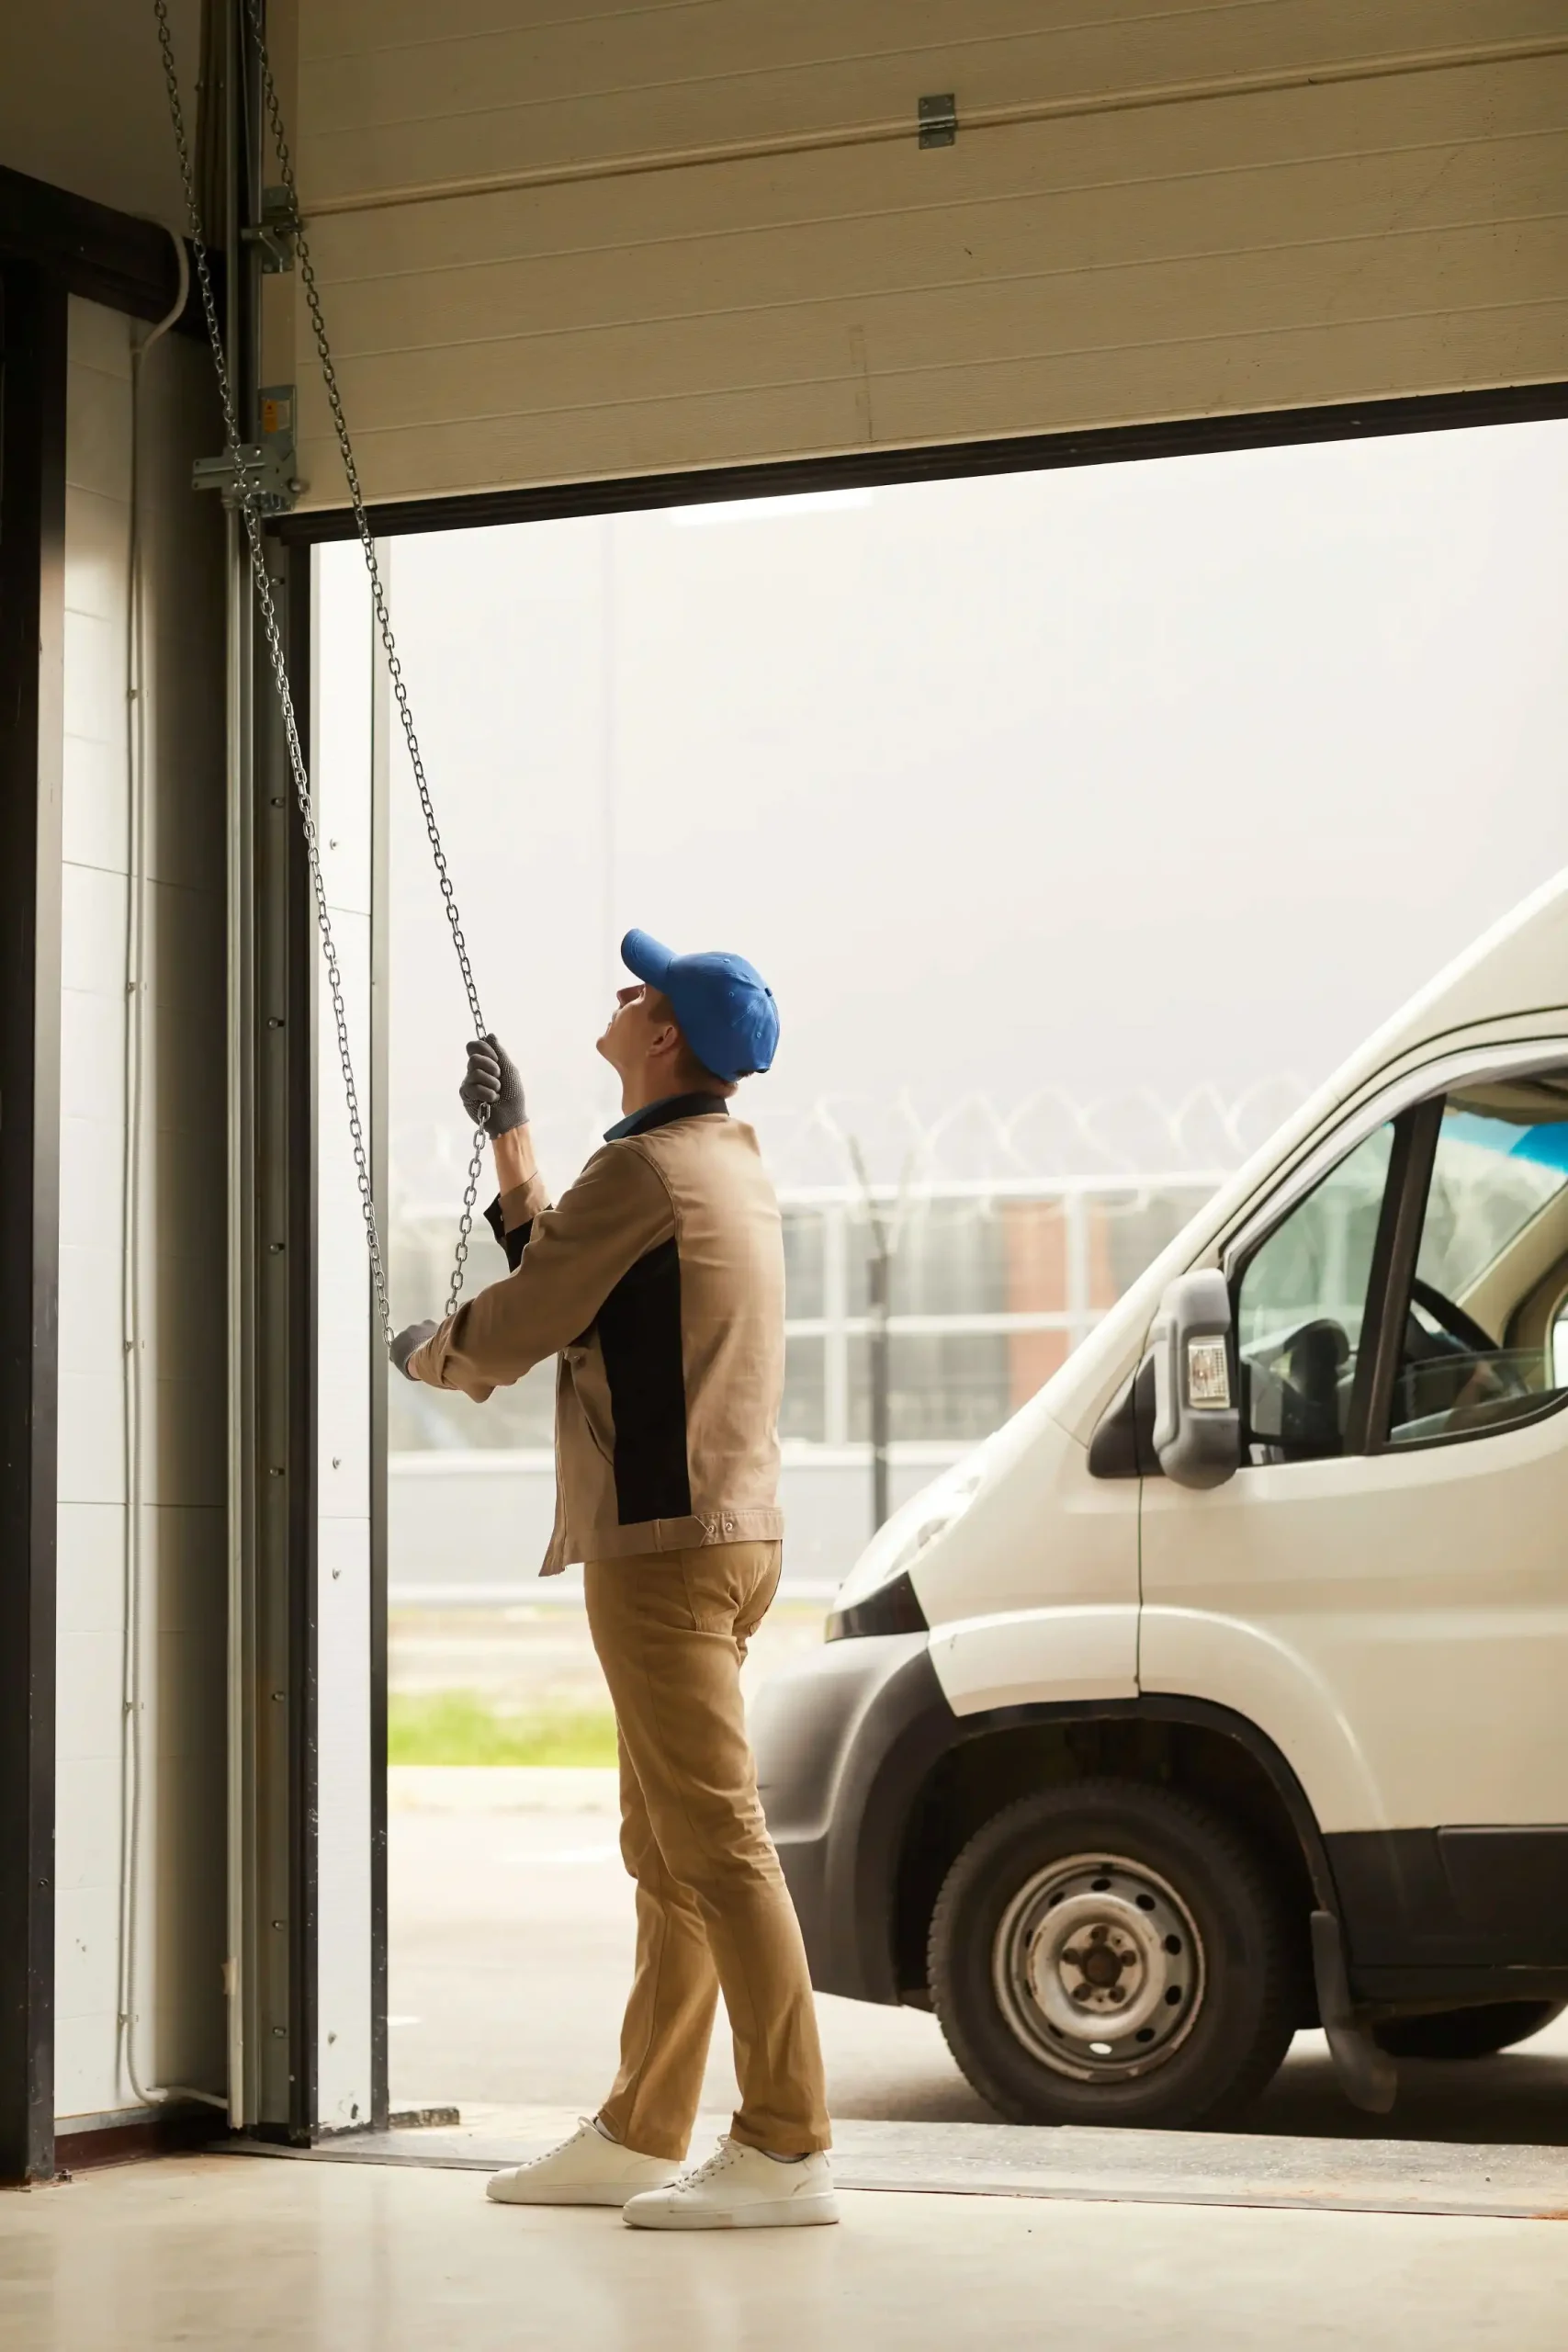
[317,417,1568,1199]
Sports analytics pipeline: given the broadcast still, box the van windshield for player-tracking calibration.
[1411,1105,1568,1300]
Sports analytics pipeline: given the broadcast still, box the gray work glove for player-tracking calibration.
[390,1319,439,1380]
[459,1033,526,1136]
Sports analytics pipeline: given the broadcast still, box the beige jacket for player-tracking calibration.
[408,1096,784,1571]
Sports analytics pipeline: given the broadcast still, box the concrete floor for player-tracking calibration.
[7,1739,1562,2350]
[3,2152,1564,2351]
[389,1770,1568,2143]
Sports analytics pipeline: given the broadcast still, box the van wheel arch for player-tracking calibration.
[891,1697,1329,2013]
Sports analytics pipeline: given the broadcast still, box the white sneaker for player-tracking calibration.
[621,2136,838,2230]
[486,2119,683,2208]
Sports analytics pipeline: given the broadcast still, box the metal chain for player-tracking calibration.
[153,0,487,1338]
[152,0,398,1347]
[242,0,488,1317]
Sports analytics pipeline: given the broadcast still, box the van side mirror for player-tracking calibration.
[1148,1269,1239,1490]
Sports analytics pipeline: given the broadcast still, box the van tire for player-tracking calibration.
[928,1779,1297,2129]
[1372,1999,1565,2061]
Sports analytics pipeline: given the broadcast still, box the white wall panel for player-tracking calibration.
[53,1630,125,1770]
[56,1120,125,1245]
[52,1885,121,2046]
[315,1519,373,2129]
[55,295,136,2108]
[51,1758,122,1896]
[308,541,378,2130]
[280,1,1568,508]
[61,733,131,875]
[61,860,131,998]
[57,1389,128,1517]
[57,990,128,1134]
[56,1503,126,1636]
[56,1245,126,1381]
[54,300,229,2126]
[62,605,129,752]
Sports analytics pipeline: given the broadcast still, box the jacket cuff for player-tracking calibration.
[486,1172,548,1273]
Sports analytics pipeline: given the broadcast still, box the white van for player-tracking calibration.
[752,875,1568,2129]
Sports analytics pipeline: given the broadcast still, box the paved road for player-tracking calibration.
[389,1781,1568,2143]
[389,1597,830,1714]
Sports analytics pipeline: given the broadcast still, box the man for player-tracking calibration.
[391,931,834,2230]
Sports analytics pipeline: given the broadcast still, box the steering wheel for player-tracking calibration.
[1406,1276,1532,1402]
[1408,1276,1496,1357]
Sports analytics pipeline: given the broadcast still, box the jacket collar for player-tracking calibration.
[604,1091,731,1142]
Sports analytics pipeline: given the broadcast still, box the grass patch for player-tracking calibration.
[389,1691,617,1768]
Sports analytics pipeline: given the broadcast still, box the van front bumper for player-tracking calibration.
[752,1629,956,2006]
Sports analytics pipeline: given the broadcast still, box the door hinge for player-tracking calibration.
[918,94,958,148]
[242,186,298,275]
[194,385,302,514]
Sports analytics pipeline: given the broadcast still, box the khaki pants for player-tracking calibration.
[583,1541,831,2161]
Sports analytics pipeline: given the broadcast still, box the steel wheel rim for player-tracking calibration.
[991,1849,1206,2082]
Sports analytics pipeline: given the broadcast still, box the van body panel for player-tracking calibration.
[910,1407,1138,1637]
[1141,1405,1568,1834]
[929,1604,1139,1715]
[1137,1601,1384,1835]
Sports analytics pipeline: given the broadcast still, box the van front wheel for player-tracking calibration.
[929,1780,1297,2129]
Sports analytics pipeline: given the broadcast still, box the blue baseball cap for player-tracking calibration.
[620,930,779,1083]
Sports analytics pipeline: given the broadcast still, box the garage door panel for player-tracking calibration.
[299,0,1563,203]
[282,3,1568,509]
[327,378,868,509]
[302,212,1567,454]
[310,126,1567,366]
[822,298,1568,448]
[300,295,1568,513]
[304,55,1568,288]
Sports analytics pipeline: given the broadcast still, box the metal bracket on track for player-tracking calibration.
[194,383,302,514]
[243,186,298,274]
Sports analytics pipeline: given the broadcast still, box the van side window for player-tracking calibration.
[1387,1076,1568,1449]
[1235,1125,1394,1462]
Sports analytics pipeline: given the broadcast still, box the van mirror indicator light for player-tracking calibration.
[1148,1269,1240,1489]
[1186,1336,1232,1410]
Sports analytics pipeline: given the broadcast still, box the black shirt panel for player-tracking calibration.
[484,1193,534,1272]
[596,1236,693,1523]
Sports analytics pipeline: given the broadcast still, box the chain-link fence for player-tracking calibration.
[388,1081,1308,1460]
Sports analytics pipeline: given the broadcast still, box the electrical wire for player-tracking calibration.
[117,226,227,2120]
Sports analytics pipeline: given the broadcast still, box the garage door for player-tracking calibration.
[272,1,1568,513]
